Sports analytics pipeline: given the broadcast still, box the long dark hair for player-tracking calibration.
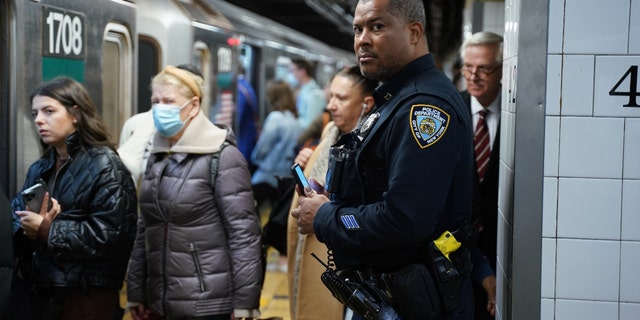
[266,79,298,117]
[30,77,115,152]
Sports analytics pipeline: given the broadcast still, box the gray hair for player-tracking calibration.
[460,31,504,63]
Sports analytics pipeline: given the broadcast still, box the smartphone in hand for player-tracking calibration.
[291,163,310,191]
[20,179,52,213]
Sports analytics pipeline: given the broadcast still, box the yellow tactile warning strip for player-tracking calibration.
[259,248,291,320]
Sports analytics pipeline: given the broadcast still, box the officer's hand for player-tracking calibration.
[291,190,329,234]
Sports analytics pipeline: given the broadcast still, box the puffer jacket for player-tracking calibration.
[11,132,138,290]
[126,112,263,318]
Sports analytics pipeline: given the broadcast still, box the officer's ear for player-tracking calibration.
[362,96,374,114]
[409,22,424,45]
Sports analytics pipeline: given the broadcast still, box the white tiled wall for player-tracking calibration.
[622,180,640,241]
[563,0,630,54]
[624,119,640,179]
[538,0,640,319]
[560,55,594,116]
[558,117,624,179]
[479,0,638,318]
[556,178,622,239]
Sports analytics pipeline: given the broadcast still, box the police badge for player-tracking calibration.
[357,112,380,141]
[410,104,450,148]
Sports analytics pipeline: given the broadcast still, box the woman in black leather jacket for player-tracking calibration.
[11,77,137,320]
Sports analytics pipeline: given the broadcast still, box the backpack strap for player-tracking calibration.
[210,141,230,188]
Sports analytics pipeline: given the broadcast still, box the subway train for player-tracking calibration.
[0,0,355,198]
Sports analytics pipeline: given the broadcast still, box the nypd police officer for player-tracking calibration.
[291,0,474,319]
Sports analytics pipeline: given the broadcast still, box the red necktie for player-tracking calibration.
[474,110,490,182]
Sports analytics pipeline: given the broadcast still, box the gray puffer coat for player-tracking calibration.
[126,112,263,318]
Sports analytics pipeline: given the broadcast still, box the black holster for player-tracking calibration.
[427,244,472,313]
[389,263,441,320]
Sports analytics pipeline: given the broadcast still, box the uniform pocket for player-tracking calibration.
[390,263,441,320]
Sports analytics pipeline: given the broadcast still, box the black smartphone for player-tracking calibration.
[291,163,310,190]
[20,179,52,213]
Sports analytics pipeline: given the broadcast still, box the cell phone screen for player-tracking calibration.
[291,163,310,190]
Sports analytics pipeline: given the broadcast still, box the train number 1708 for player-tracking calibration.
[42,6,85,59]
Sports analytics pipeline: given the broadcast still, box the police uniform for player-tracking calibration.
[314,54,474,319]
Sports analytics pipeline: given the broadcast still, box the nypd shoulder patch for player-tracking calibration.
[409,104,450,149]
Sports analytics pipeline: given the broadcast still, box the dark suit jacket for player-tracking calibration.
[461,90,500,271]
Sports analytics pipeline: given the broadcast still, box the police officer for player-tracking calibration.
[291,0,474,319]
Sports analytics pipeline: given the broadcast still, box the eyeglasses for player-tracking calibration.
[461,64,502,80]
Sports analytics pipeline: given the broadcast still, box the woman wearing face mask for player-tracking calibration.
[286,66,378,320]
[126,66,263,320]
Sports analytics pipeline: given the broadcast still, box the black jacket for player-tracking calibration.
[460,90,500,270]
[12,133,137,290]
[315,54,473,272]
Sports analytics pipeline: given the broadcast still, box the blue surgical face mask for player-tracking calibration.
[152,100,190,137]
[285,72,299,88]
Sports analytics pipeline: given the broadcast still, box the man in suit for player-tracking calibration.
[459,31,503,320]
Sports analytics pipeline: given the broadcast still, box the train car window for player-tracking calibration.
[193,41,212,116]
[138,36,161,114]
[239,44,255,84]
[102,23,133,144]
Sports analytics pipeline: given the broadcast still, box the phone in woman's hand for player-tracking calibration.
[20,179,52,213]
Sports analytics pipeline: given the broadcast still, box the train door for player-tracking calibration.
[102,23,134,144]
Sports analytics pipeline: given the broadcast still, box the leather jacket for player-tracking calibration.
[12,132,138,290]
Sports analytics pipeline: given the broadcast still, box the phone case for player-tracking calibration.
[291,163,310,190]
[20,180,51,213]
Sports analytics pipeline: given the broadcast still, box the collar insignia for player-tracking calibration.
[410,104,450,148]
[358,112,380,140]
